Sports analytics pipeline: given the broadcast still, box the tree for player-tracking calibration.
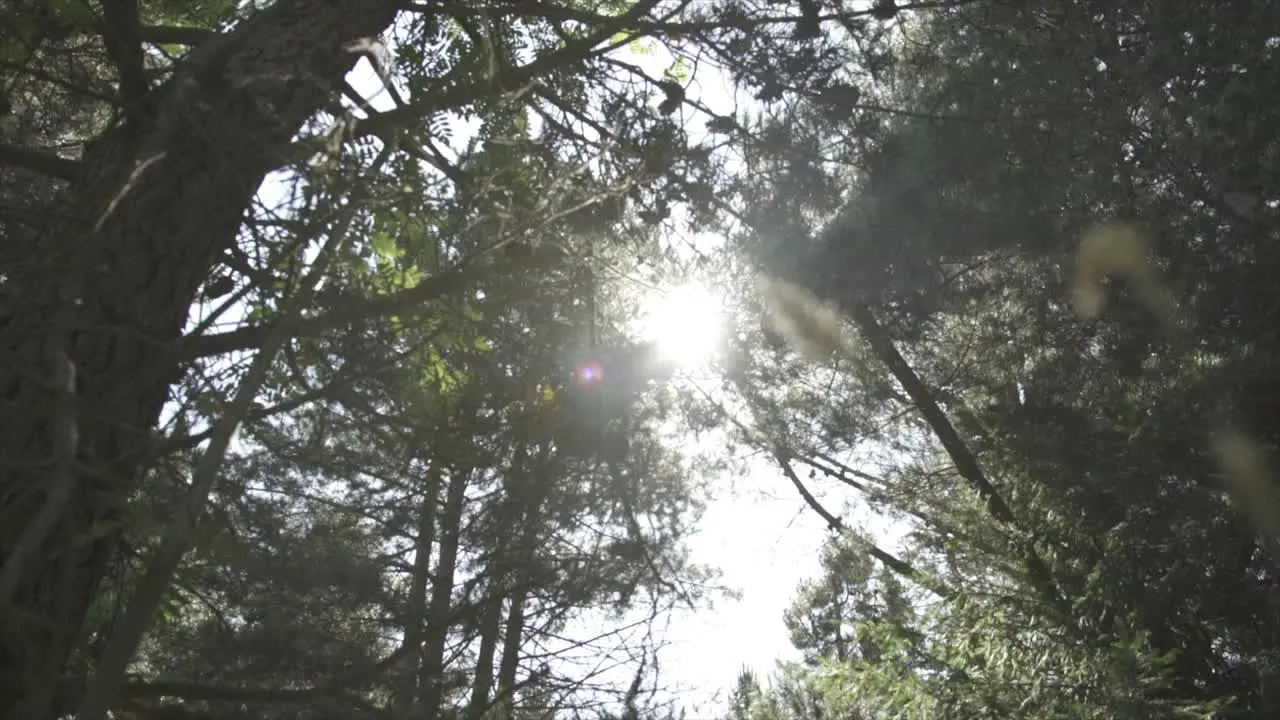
[720,661,879,720]
[715,0,1280,717]
[2,0,882,717]
[726,668,760,720]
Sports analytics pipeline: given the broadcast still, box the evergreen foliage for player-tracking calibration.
[3,1,1279,719]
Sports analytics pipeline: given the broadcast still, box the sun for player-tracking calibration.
[635,281,725,370]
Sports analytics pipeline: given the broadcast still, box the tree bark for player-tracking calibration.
[393,465,440,720]
[495,589,528,712]
[0,2,398,717]
[418,469,468,718]
[494,448,546,717]
[466,586,502,720]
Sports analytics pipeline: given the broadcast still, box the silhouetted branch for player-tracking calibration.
[351,0,662,142]
[175,264,484,359]
[138,25,217,45]
[0,142,79,180]
[845,301,1070,618]
[100,0,150,119]
[774,451,949,597]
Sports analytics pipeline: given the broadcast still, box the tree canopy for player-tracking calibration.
[719,2,1280,719]
[2,1,1279,719]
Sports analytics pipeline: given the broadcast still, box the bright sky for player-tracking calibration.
[508,38,905,715]
[216,21,906,718]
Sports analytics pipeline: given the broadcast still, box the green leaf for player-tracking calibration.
[663,57,691,84]
[371,231,403,261]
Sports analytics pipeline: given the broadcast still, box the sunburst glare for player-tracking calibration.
[635,281,725,371]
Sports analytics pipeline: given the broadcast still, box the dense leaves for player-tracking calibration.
[0,0,828,718]
[726,2,1280,719]
[5,1,1280,719]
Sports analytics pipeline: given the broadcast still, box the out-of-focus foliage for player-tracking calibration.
[718,1,1280,719]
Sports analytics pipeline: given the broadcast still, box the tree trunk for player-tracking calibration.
[495,589,528,710]
[471,450,534,720]
[494,453,545,717]
[0,2,398,717]
[418,469,468,718]
[466,586,502,720]
[394,465,440,720]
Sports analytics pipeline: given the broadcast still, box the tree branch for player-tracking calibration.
[774,451,948,596]
[845,301,1071,617]
[138,25,218,46]
[174,264,489,360]
[350,0,662,142]
[0,142,80,180]
[99,0,151,121]
[75,214,359,720]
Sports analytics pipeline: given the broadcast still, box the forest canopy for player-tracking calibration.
[1,1,1279,719]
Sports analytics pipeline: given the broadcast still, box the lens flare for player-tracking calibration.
[575,362,604,386]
